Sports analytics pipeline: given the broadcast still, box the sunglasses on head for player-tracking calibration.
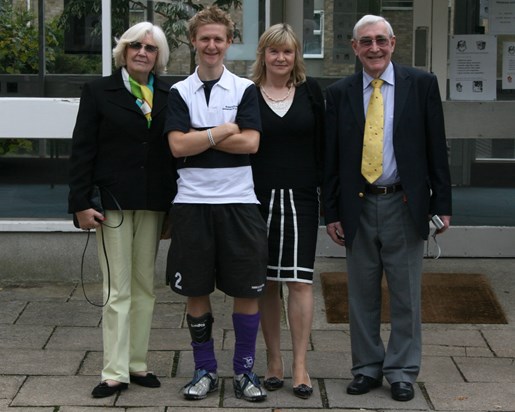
[128,41,159,53]
[358,36,390,47]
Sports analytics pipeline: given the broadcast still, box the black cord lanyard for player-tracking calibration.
[79,189,124,307]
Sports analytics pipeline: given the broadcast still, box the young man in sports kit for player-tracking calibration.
[164,6,268,402]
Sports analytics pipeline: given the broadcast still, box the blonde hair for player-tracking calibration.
[188,5,234,41]
[251,23,306,87]
[112,22,170,74]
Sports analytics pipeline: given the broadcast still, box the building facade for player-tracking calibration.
[1,0,514,258]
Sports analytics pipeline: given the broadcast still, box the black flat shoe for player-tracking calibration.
[293,383,313,399]
[263,376,284,391]
[130,372,161,388]
[264,356,284,391]
[391,381,414,401]
[91,381,128,398]
[346,374,383,395]
[292,370,313,399]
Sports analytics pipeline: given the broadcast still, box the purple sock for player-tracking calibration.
[232,312,260,375]
[191,339,217,373]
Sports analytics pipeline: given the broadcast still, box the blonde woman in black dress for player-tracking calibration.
[250,23,324,399]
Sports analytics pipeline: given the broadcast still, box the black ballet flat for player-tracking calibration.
[292,370,313,399]
[263,376,284,391]
[91,381,128,398]
[293,383,313,399]
[130,372,161,388]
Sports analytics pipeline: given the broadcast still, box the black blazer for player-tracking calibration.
[323,63,452,246]
[68,68,176,213]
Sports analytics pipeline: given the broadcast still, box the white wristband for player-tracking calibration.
[207,128,216,147]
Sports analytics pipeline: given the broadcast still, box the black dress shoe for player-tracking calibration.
[130,372,161,388]
[263,376,284,391]
[391,381,414,401]
[346,374,383,395]
[91,381,128,398]
[293,383,313,399]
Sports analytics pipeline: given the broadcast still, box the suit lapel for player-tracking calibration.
[152,79,170,117]
[393,63,411,135]
[106,69,169,120]
[105,70,142,115]
[348,72,365,134]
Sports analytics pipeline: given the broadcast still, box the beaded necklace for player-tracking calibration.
[261,85,292,102]
[261,85,294,116]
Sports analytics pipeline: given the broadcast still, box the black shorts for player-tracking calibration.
[166,204,268,298]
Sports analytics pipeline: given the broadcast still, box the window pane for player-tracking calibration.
[0,138,70,218]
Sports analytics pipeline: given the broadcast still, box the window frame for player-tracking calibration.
[303,9,325,59]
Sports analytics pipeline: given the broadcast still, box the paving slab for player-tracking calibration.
[324,378,429,410]
[78,350,174,378]
[426,382,515,411]
[422,328,487,347]
[0,399,54,411]
[149,327,196,351]
[464,346,496,357]
[154,286,188,304]
[0,300,27,324]
[45,326,102,350]
[69,282,104,303]
[422,343,467,357]
[454,357,515,382]
[418,356,463,383]
[296,350,353,379]
[16,301,101,327]
[224,329,293,351]
[11,376,116,407]
[0,283,76,302]
[152,302,185,328]
[482,328,515,357]
[0,375,25,399]
[310,330,351,352]
[0,349,85,375]
[0,325,54,349]
[60,407,165,412]
[1,257,514,411]
[150,409,268,412]
[176,349,266,379]
[116,378,219,408]
[222,378,323,409]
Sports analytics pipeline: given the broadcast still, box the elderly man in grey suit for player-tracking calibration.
[323,15,452,402]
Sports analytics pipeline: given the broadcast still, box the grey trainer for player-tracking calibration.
[183,369,219,400]
[233,371,267,402]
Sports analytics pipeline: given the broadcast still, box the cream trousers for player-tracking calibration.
[96,210,165,383]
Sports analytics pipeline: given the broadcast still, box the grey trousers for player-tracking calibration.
[346,191,424,384]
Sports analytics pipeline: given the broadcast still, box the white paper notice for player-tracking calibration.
[502,41,515,89]
[449,35,497,101]
[489,0,515,34]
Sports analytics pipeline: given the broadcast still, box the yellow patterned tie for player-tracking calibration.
[361,79,384,183]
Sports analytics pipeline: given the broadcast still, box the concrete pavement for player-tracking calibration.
[1,257,514,411]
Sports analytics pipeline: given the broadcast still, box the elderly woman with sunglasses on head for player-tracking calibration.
[250,23,325,400]
[68,22,176,398]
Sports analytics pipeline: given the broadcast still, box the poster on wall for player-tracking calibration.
[489,0,515,34]
[449,35,497,101]
[502,42,515,89]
